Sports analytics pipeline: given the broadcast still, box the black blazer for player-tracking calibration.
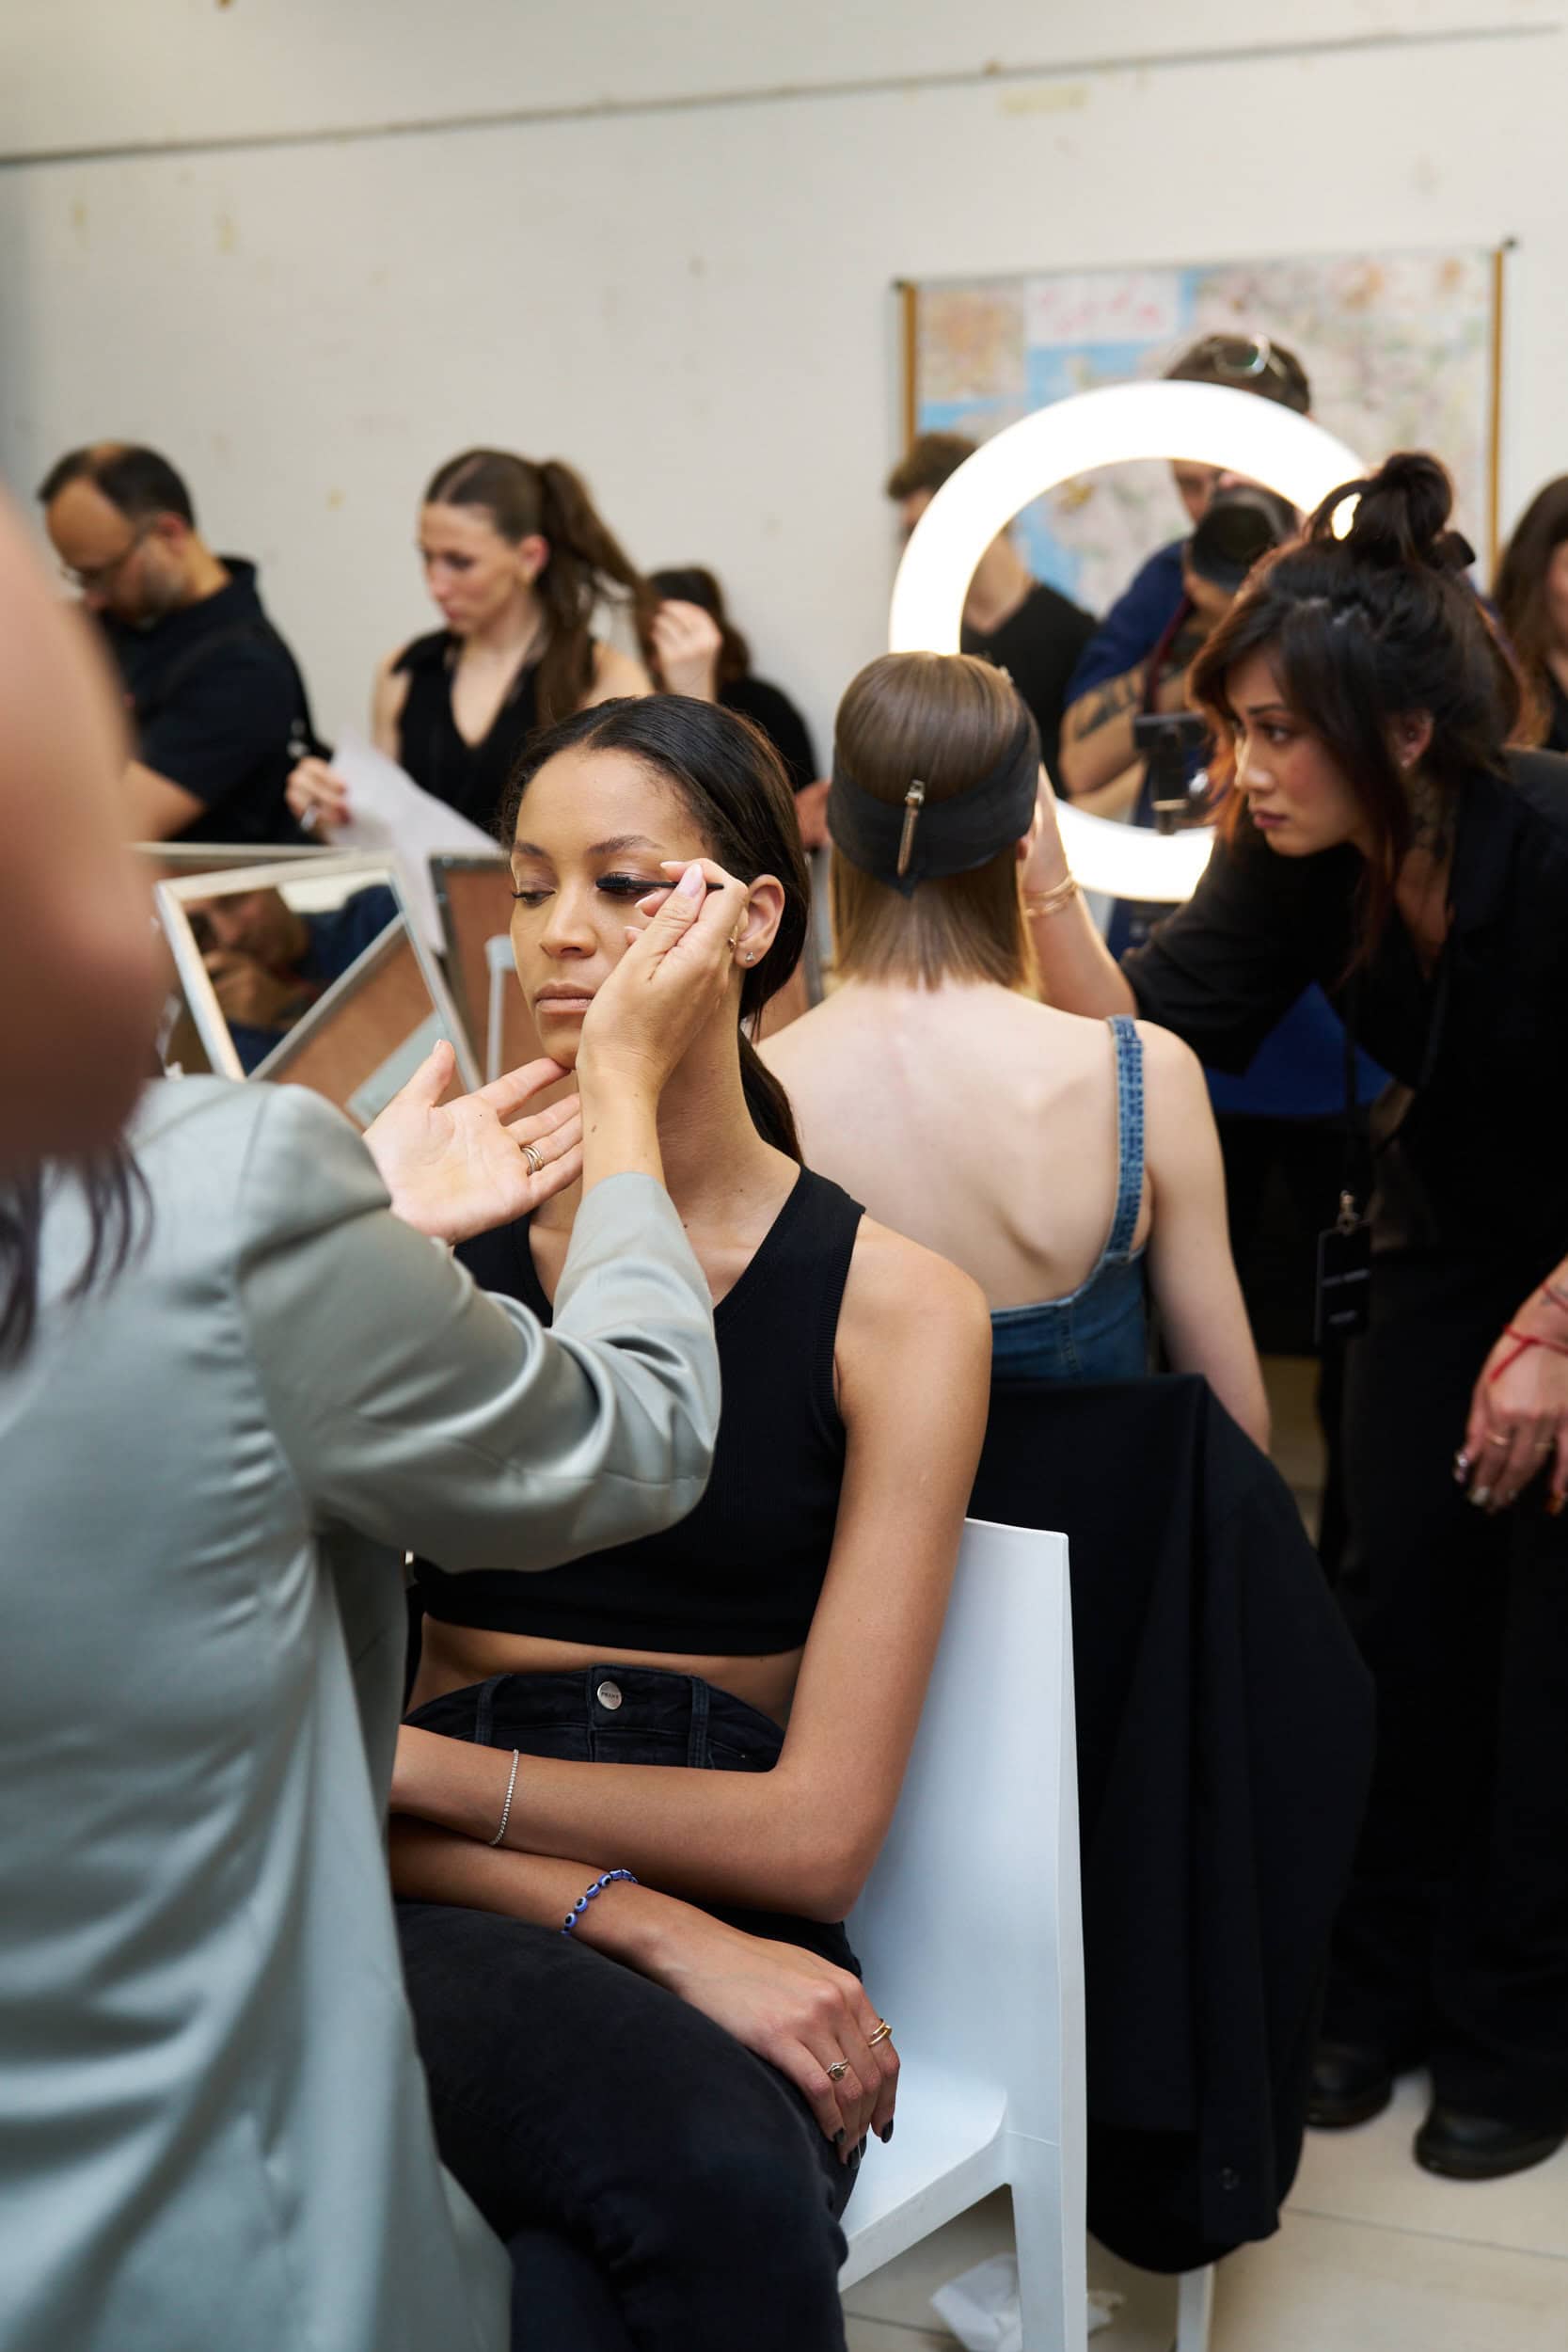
[973,1375,1375,2273]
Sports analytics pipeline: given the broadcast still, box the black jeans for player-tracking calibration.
[397,1665,860,2352]
[1326,1252,1568,2128]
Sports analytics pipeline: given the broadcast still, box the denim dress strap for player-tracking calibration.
[1102,1015,1146,1266]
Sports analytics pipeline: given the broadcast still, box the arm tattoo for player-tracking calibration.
[1070,668,1143,739]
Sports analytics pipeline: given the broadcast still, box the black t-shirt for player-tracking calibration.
[962,580,1098,787]
[1123,750,1568,1260]
[718,674,819,793]
[103,557,309,844]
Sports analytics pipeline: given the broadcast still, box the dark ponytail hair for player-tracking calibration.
[1,1148,148,1364]
[500,696,809,1157]
[423,450,655,727]
[1190,451,1527,955]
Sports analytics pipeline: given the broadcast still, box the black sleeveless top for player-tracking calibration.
[414,1169,864,1653]
[392,628,557,834]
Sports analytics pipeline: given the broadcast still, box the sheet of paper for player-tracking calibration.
[327,728,499,951]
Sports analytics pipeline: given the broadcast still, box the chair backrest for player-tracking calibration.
[847,1518,1085,2150]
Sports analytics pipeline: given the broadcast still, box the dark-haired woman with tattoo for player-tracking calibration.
[287,449,653,836]
[390,695,991,2351]
[1021,451,1568,2182]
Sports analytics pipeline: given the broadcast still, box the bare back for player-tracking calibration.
[763,980,1148,1311]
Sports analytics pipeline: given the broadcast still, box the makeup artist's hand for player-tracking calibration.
[1020,767,1072,897]
[363,1038,581,1242]
[578,857,749,1103]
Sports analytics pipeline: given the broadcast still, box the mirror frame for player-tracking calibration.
[154,856,479,1091]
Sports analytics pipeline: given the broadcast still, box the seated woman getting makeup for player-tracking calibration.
[763,653,1268,1444]
[390,695,992,2352]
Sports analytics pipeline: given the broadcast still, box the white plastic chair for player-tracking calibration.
[840,1518,1088,2352]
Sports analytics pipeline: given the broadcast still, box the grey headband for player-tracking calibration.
[828,715,1040,898]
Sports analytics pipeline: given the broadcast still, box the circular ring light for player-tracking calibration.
[888,381,1367,899]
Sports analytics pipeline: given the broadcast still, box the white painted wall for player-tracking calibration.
[3,5,1563,755]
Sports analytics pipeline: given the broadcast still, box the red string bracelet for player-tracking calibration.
[1489,1327,1568,1383]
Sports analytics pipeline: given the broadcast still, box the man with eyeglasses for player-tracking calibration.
[39,443,316,845]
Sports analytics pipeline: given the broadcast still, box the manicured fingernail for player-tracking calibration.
[858,2137,867,2158]
[1470,1488,1491,1508]
[879,2122,895,2144]
[833,2129,846,2147]
[1452,1450,1470,1483]
[676,862,705,898]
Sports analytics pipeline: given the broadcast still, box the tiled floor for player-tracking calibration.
[843,2078,1568,2349]
[843,1356,1568,2347]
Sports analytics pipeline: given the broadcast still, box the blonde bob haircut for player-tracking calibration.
[830,652,1037,993]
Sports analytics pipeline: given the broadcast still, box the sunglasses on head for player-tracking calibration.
[1189,334,1296,389]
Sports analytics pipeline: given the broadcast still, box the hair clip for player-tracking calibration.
[895,780,927,881]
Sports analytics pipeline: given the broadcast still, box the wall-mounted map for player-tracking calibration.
[907,248,1497,618]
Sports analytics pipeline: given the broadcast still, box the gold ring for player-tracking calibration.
[867,2021,894,2048]
[1482,1431,1510,1446]
[522,1143,544,1177]
[826,2058,850,2082]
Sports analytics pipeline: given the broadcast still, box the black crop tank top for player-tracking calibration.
[414,1168,864,1654]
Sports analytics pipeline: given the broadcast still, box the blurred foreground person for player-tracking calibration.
[0,868,737,2351]
[0,489,160,1168]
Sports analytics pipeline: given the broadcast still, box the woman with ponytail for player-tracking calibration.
[1018,451,1568,2182]
[287,449,653,835]
[388,695,990,2352]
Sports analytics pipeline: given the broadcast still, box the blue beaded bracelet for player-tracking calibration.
[561,1868,640,1936]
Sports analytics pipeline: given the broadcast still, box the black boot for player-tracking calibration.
[1307,2041,1394,2129]
[1415,2104,1566,2181]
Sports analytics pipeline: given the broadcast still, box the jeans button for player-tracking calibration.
[595,1679,624,1711]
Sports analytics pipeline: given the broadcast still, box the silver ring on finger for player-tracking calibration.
[826,2058,850,2082]
[522,1143,544,1177]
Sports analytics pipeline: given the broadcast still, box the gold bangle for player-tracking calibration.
[1023,875,1080,918]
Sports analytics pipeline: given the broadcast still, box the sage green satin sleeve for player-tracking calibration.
[236,1085,719,1570]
